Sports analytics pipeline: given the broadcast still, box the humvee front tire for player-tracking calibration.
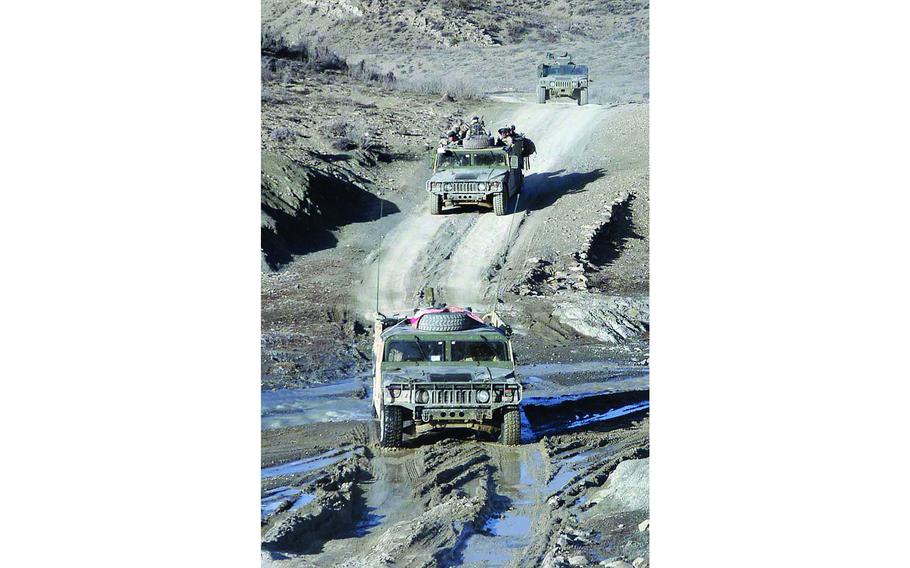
[430,194,442,215]
[578,88,588,106]
[380,405,403,448]
[500,407,520,445]
[537,87,546,104]
[493,192,506,216]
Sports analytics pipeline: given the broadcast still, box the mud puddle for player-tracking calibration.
[261,487,316,520]
[261,446,355,479]
[297,451,426,566]
[523,389,650,439]
[261,378,371,429]
[459,446,545,567]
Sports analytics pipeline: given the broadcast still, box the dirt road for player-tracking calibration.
[361,99,615,315]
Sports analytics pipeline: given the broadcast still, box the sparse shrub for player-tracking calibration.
[331,138,358,151]
[309,47,347,72]
[324,119,353,139]
[261,86,289,105]
[261,60,276,83]
[395,74,482,100]
[270,127,297,141]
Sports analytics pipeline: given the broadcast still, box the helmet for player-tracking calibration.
[471,116,479,123]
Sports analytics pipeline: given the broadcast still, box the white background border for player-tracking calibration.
[2,1,909,565]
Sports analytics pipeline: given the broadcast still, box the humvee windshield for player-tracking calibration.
[386,339,445,362]
[542,64,588,76]
[436,151,506,170]
[450,340,509,362]
[384,337,509,363]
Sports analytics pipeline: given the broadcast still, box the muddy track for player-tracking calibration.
[262,399,649,568]
[358,100,613,315]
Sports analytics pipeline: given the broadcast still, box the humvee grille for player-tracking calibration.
[429,388,475,405]
[555,80,575,88]
[451,182,479,192]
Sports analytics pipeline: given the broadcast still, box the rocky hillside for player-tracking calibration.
[262,0,649,103]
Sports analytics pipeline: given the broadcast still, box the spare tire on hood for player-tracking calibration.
[416,311,477,332]
[462,136,491,149]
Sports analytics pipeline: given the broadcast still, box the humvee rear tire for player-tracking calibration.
[578,88,588,106]
[537,87,546,104]
[430,194,442,215]
[416,311,476,331]
[500,408,521,445]
[380,405,403,448]
[493,193,506,216]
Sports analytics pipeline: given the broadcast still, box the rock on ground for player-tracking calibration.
[554,294,649,344]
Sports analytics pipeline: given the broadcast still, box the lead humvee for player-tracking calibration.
[426,131,532,216]
[371,300,523,448]
[537,52,589,106]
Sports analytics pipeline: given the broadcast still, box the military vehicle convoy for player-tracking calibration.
[371,300,523,448]
[537,52,589,106]
[426,129,533,216]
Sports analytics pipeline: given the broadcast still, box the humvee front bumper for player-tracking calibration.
[540,80,586,97]
[426,181,503,202]
[383,381,522,422]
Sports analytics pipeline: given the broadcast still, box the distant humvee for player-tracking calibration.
[537,52,589,105]
[371,302,522,447]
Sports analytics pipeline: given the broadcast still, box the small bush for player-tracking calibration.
[395,74,482,100]
[324,119,353,138]
[331,138,358,151]
[270,127,297,141]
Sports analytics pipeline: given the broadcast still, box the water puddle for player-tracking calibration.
[261,446,354,479]
[261,379,371,429]
[261,486,316,520]
[459,447,544,567]
[546,465,579,494]
[523,389,650,438]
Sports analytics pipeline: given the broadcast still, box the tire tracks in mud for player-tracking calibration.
[263,412,648,567]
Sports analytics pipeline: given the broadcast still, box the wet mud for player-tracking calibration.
[261,365,649,568]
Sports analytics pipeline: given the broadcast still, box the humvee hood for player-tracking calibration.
[383,366,517,383]
[430,168,508,183]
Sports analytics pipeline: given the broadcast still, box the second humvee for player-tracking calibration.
[371,304,523,448]
[426,141,530,216]
[537,52,589,106]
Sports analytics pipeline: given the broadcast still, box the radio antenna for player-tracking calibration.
[375,194,384,315]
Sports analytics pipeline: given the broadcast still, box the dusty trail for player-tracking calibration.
[442,102,608,307]
[359,100,610,315]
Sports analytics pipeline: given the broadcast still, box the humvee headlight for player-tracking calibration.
[476,389,490,403]
[477,183,487,191]
[416,389,429,404]
[549,81,556,87]
[389,387,401,399]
